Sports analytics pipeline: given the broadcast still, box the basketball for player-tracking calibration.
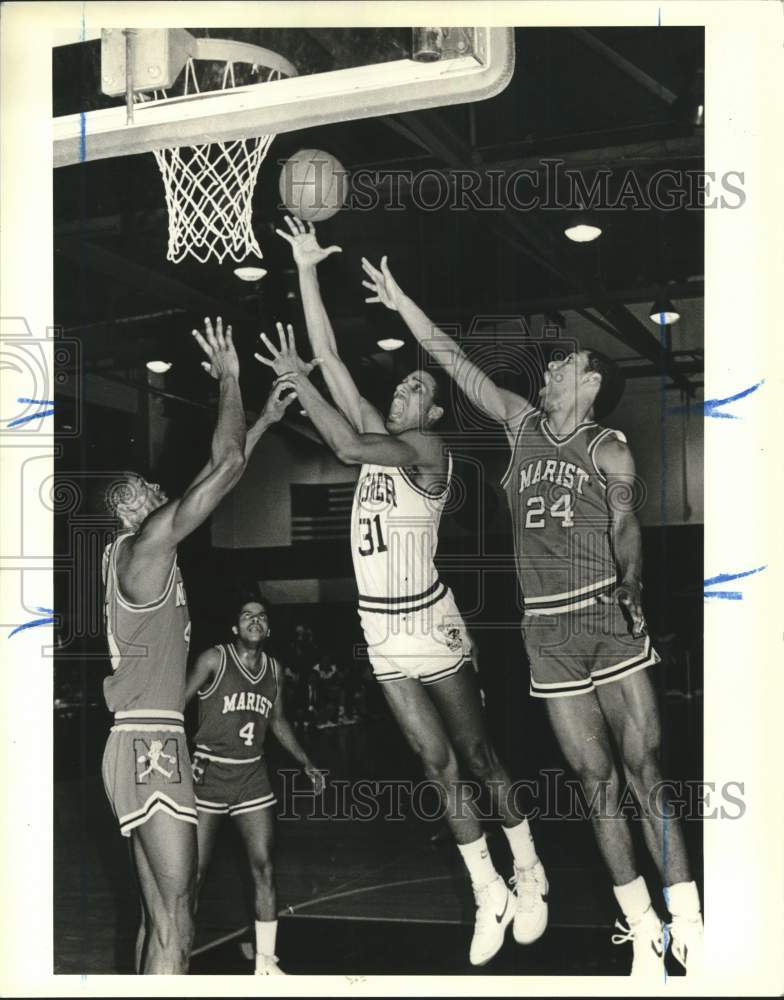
[279,149,348,223]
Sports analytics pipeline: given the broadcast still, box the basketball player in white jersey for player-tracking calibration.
[101,319,298,973]
[359,257,704,977]
[255,220,549,968]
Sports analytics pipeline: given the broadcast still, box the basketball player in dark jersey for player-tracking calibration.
[185,595,322,976]
[254,219,550,969]
[360,258,704,978]
[101,319,298,974]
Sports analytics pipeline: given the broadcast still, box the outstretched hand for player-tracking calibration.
[275,215,342,270]
[254,321,322,380]
[258,381,299,425]
[193,317,240,380]
[361,256,406,312]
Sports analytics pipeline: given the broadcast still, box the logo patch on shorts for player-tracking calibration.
[133,737,182,784]
[438,623,465,653]
[191,756,209,785]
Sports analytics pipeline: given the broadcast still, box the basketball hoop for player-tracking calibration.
[130,36,297,265]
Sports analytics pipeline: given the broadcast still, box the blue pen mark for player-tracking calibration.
[661,810,669,983]
[704,565,766,600]
[703,380,763,419]
[659,326,668,528]
[80,4,87,161]
[8,608,55,638]
[669,380,763,419]
[7,397,55,427]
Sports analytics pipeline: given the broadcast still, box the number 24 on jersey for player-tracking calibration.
[524,493,575,528]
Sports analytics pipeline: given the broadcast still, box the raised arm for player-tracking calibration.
[184,646,221,704]
[255,323,436,469]
[276,216,384,434]
[243,381,301,460]
[291,375,429,467]
[362,256,535,427]
[268,659,324,792]
[596,434,647,639]
[143,319,246,545]
[116,320,249,606]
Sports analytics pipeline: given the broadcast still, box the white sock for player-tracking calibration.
[457,834,498,889]
[613,875,653,924]
[664,881,702,920]
[503,819,538,869]
[255,919,277,959]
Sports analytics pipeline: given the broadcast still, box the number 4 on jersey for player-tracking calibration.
[238,721,256,747]
[525,493,574,529]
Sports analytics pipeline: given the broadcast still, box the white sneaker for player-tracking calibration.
[255,954,286,976]
[669,914,703,976]
[510,860,549,944]
[611,906,666,977]
[469,875,515,966]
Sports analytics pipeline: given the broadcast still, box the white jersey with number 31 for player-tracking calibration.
[351,456,453,616]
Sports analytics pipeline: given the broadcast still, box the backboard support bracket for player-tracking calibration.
[53,27,514,168]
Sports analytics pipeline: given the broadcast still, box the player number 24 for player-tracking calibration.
[525,494,575,529]
[238,722,255,747]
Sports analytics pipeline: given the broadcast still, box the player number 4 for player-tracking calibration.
[238,722,255,747]
[525,494,574,529]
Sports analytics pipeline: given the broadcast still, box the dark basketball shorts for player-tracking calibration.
[191,750,276,817]
[522,601,660,699]
[359,587,470,686]
[102,712,198,837]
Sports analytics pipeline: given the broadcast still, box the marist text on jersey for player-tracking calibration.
[221,691,274,717]
[515,458,592,496]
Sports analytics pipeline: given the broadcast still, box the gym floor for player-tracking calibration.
[54,695,702,977]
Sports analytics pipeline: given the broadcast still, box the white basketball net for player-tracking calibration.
[144,59,284,264]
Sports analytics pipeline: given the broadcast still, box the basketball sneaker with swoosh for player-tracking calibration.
[469,875,515,966]
[611,905,666,977]
[510,859,549,944]
[669,914,703,976]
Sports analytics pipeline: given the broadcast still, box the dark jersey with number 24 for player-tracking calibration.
[501,411,625,615]
[194,644,279,761]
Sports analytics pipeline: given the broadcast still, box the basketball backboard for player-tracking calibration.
[52,27,515,168]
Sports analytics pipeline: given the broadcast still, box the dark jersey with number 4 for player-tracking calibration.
[194,644,279,761]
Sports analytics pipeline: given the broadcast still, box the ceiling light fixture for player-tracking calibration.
[233,265,267,282]
[564,217,602,243]
[377,338,404,351]
[146,360,172,373]
[648,298,680,325]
